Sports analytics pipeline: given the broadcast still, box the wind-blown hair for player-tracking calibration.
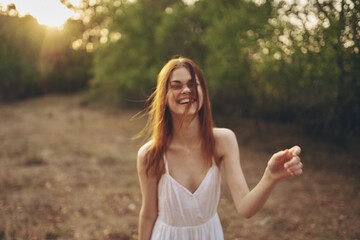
[142,57,218,179]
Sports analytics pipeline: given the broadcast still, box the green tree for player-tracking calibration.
[0,13,44,99]
[69,0,359,136]
[0,4,92,100]
[270,0,360,136]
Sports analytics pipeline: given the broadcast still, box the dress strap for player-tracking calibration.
[163,154,169,174]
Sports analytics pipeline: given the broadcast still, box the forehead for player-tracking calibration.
[169,67,201,84]
[169,67,191,82]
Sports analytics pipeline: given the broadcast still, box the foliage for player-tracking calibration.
[1,0,359,137]
[0,14,43,99]
[39,19,92,94]
[74,0,358,136]
[266,0,360,137]
[0,7,92,100]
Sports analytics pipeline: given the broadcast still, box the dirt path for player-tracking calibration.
[0,95,359,240]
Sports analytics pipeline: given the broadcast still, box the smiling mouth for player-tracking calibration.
[178,99,196,104]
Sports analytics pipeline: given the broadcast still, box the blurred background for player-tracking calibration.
[0,0,359,239]
[1,0,359,138]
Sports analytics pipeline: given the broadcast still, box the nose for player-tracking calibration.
[181,84,191,94]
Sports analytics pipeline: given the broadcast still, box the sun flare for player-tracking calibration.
[0,0,79,27]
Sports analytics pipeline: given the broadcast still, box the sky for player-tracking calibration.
[0,0,80,27]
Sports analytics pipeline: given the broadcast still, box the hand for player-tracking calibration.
[267,146,303,181]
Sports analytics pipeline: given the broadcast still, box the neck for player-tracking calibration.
[170,114,202,149]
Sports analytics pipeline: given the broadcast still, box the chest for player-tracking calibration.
[165,150,211,193]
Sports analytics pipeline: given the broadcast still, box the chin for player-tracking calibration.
[171,106,198,116]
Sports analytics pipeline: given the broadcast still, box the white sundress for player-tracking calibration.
[151,155,224,240]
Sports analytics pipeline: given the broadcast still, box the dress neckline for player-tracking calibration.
[164,154,215,195]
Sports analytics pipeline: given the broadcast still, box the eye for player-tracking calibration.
[170,84,182,90]
[188,81,199,88]
[187,82,196,88]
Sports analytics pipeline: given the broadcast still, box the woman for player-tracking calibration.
[137,57,303,240]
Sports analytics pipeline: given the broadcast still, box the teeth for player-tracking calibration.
[179,99,190,104]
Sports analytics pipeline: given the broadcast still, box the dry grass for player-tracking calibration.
[0,95,359,240]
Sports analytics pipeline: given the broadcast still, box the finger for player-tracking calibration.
[272,150,289,161]
[285,161,303,173]
[284,156,300,168]
[289,146,301,156]
[286,161,303,176]
[291,168,303,176]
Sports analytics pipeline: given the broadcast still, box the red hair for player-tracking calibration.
[143,57,218,178]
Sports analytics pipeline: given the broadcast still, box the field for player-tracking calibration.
[0,95,359,240]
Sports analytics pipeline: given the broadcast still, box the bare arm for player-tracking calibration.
[215,128,303,219]
[137,142,158,239]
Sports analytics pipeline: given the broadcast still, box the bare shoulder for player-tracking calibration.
[137,140,153,168]
[213,127,237,143]
[213,128,238,157]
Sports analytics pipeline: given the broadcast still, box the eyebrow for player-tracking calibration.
[170,78,200,84]
[170,79,191,83]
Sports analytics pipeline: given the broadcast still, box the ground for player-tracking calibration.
[0,95,359,240]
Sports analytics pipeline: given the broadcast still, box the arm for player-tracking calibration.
[137,142,158,240]
[215,128,303,219]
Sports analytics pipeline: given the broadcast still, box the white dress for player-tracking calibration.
[151,155,224,240]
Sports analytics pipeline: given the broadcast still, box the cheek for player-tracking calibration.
[166,91,176,106]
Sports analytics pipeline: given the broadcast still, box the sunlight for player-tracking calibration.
[0,0,78,27]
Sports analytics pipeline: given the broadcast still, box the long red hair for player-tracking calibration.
[143,57,218,178]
